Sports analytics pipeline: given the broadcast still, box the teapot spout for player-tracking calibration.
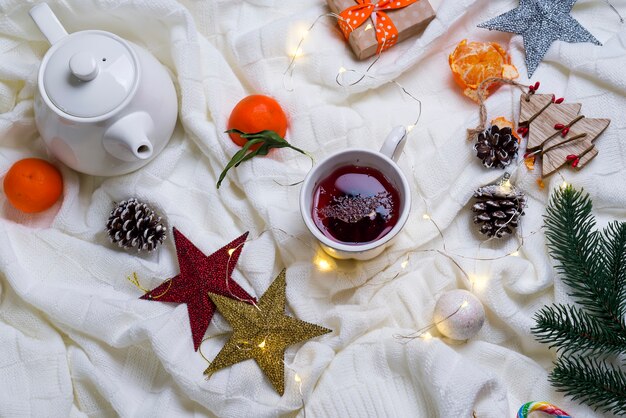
[29,4,68,45]
[103,112,154,162]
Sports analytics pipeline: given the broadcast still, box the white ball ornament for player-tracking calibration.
[433,289,485,340]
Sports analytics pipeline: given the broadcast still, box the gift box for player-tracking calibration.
[327,0,436,60]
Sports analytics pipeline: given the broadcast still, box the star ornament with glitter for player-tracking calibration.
[141,229,255,351]
[478,0,601,77]
[205,269,331,395]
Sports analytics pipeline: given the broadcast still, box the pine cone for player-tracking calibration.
[106,198,167,252]
[472,184,525,238]
[474,125,519,169]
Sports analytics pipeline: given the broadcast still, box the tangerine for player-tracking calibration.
[4,158,63,213]
[491,116,520,141]
[227,95,288,150]
[449,39,519,102]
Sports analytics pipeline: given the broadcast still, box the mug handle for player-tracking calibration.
[380,126,407,162]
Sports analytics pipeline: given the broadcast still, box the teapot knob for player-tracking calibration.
[69,51,99,82]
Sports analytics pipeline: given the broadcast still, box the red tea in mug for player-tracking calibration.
[312,165,401,244]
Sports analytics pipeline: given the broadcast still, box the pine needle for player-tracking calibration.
[533,185,626,414]
[551,356,626,415]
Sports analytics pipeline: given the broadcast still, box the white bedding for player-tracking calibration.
[0,0,625,417]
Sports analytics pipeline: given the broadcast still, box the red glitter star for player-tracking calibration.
[141,228,254,350]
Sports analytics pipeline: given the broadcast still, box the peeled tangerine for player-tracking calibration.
[491,116,519,139]
[449,39,519,102]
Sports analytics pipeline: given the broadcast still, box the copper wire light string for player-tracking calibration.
[130,10,582,403]
[394,301,466,342]
[605,0,624,23]
[283,12,423,133]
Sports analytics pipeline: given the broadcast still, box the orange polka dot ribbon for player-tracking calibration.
[338,0,418,54]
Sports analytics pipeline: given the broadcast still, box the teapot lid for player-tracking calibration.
[41,31,138,119]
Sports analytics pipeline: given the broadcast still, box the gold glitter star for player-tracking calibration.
[205,269,331,395]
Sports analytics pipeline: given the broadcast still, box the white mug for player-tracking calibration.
[300,126,411,260]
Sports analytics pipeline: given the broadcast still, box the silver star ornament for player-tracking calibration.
[478,0,601,77]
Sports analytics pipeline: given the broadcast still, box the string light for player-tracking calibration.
[224,238,260,310]
[314,250,336,272]
[278,11,554,313]
[200,335,307,414]
[604,0,624,23]
[290,48,304,59]
[288,24,313,60]
[283,13,422,133]
[283,13,347,91]
[396,300,469,342]
[413,174,538,264]
[561,180,569,189]
[294,372,306,417]
[469,274,489,292]
[500,179,513,193]
[316,258,331,271]
[138,228,312,409]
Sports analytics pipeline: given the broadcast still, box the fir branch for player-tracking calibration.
[544,187,621,327]
[601,221,626,323]
[550,356,626,415]
[532,304,626,356]
[534,186,626,413]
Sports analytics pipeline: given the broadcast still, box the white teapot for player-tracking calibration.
[30,4,178,176]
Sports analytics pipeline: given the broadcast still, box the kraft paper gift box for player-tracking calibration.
[327,0,436,60]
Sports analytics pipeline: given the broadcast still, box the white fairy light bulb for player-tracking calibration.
[314,250,335,272]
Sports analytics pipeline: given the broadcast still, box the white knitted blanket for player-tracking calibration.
[0,0,624,416]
